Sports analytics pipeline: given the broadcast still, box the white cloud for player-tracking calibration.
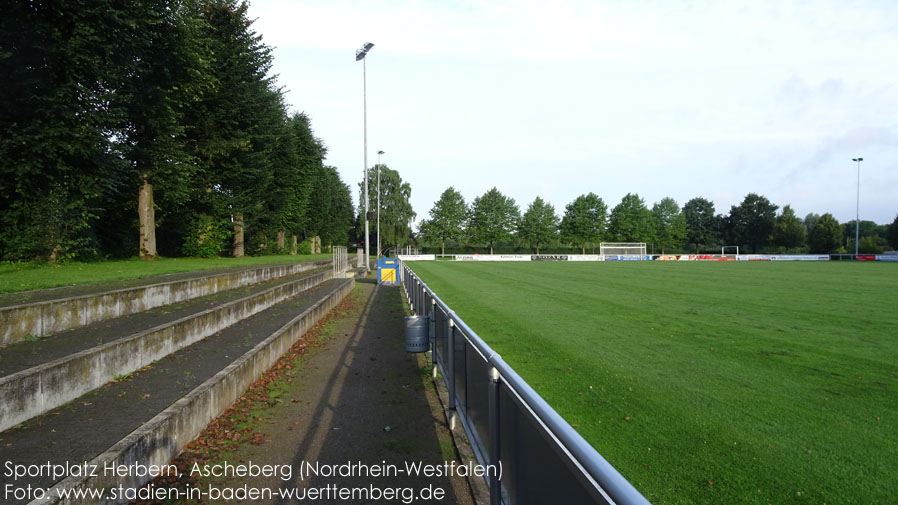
[248,0,898,224]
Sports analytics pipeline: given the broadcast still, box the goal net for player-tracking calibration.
[600,242,647,260]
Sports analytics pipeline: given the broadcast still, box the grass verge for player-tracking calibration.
[0,254,331,294]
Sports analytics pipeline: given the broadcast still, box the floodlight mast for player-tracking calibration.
[852,157,863,257]
[357,42,374,271]
[377,150,384,258]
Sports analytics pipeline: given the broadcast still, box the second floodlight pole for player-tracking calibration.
[357,42,374,271]
[377,150,384,259]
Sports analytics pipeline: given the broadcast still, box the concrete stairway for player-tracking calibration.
[0,261,356,504]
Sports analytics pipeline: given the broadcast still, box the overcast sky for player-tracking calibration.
[248,0,898,226]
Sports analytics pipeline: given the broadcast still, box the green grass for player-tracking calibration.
[0,254,331,294]
[407,261,898,505]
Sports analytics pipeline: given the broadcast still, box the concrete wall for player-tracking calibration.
[0,270,332,433]
[0,260,331,347]
[37,278,354,505]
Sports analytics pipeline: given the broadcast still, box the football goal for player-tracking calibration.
[600,242,647,260]
[721,245,739,258]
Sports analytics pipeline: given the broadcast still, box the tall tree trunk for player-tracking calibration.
[233,213,244,258]
[277,229,285,250]
[441,241,445,256]
[138,173,157,259]
[291,235,298,255]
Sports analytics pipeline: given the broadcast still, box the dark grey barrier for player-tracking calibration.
[400,262,652,505]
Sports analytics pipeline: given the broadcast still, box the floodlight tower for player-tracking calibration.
[356,42,374,271]
[852,157,863,256]
[377,150,385,258]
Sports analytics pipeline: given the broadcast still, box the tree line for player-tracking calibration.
[419,187,898,255]
[0,1,354,262]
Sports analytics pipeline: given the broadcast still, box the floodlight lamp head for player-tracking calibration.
[355,42,375,60]
[852,157,863,162]
[378,150,385,155]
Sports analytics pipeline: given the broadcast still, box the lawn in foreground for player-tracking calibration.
[407,261,897,505]
[0,254,331,294]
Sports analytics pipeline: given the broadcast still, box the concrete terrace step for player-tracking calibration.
[0,269,333,432]
[0,277,354,505]
[0,259,331,346]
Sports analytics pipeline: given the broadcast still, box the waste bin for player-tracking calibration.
[405,315,430,353]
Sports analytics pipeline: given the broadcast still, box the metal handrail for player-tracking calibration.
[401,262,652,505]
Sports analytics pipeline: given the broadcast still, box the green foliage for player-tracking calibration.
[295,240,312,256]
[857,235,889,254]
[683,197,719,253]
[888,215,898,250]
[362,165,416,249]
[0,0,353,263]
[467,188,520,254]
[807,213,841,253]
[559,193,605,254]
[725,193,778,252]
[804,212,821,235]
[608,193,655,243]
[651,197,687,253]
[773,204,807,251]
[520,196,560,254]
[0,0,128,260]
[181,214,229,258]
[419,187,468,255]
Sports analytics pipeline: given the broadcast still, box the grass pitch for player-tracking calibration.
[406,261,897,505]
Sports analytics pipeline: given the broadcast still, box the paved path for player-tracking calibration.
[203,279,475,505]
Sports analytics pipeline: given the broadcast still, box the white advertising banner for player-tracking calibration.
[740,255,830,261]
[567,254,603,261]
[398,254,436,261]
[454,254,531,261]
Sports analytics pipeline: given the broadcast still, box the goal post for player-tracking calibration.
[600,242,647,260]
[721,245,739,258]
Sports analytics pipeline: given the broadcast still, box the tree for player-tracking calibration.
[559,193,605,254]
[807,213,842,253]
[518,197,559,254]
[317,166,354,247]
[608,193,655,243]
[804,213,821,237]
[773,205,807,251]
[364,165,415,252]
[419,187,467,255]
[683,197,719,253]
[888,215,898,250]
[180,0,284,257]
[841,220,884,253]
[0,1,139,261]
[468,188,520,254]
[726,193,778,253]
[652,197,687,253]
[118,0,213,259]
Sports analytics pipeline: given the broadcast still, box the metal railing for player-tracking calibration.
[333,246,349,276]
[400,262,652,505]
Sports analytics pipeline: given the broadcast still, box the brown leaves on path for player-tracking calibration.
[127,290,359,505]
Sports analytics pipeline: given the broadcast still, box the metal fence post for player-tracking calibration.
[430,299,436,371]
[488,364,501,505]
[447,319,457,430]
